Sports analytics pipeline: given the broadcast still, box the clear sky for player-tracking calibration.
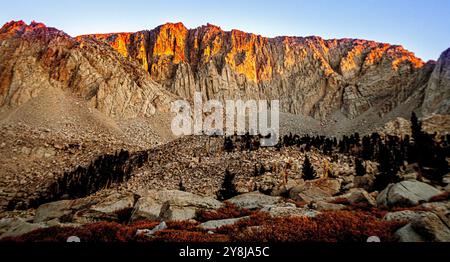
[1,0,449,61]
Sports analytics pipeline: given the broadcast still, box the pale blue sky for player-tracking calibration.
[1,0,449,61]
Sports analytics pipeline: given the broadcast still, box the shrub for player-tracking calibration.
[196,202,253,222]
[223,211,405,242]
[428,192,450,202]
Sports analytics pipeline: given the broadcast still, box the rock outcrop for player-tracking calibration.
[0,21,174,119]
[422,48,450,115]
[377,180,443,207]
[82,22,431,119]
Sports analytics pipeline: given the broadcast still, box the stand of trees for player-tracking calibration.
[273,112,449,189]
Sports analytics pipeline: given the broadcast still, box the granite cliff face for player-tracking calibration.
[422,48,450,115]
[81,22,431,119]
[0,21,174,119]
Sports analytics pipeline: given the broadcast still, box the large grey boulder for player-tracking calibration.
[34,200,80,223]
[33,192,135,224]
[131,190,222,221]
[395,211,450,242]
[260,204,319,218]
[384,210,426,223]
[377,180,443,207]
[0,218,45,239]
[395,224,426,242]
[335,189,377,207]
[200,217,248,230]
[227,192,282,210]
[288,178,341,202]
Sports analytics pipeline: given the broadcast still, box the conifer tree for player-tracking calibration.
[355,158,366,177]
[302,156,317,180]
[217,169,238,200]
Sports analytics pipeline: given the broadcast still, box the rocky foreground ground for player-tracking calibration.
[1,133,449,242]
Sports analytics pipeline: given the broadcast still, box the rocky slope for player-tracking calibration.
[81,22,432,119]
[0,21,174,120]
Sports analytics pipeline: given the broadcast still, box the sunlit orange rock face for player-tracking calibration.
[0,21,174,119]
[81,22,429,118]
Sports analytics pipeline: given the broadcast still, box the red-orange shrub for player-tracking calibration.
[428,192,450,202]
[196,202,253,222]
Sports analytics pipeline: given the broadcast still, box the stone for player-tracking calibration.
[260,205,319,218]
[289,186,331,202]
[411,212,450,242]
[89,192,136,214]
[227,192,282,210]
[384,210,426,223]
[353,174,375,191]
[394,211,450,242]
[34,200,77,223]
[0,218,45,239]
[313,201,346,211]
[136,221,167,236]
[442,173,450,184]
[130,190,222,221]
[377,180,443,207]
[200,217,248,230]
[395,224,426,242]
[342,189,377,207]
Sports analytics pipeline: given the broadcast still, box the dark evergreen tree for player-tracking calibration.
[355,158,366,177]
[178,179,186,191]
[302,156,317,180]
[223,136,234,152]
[217,169,238,200]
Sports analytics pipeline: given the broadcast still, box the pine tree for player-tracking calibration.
[355,158,366,177]
[217,169,238,200]
[223,136,234,152]
[178,179,186,191]
[302,156,317,180]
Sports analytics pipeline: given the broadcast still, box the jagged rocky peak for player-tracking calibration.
[0,20,68,38]
[82,22,429,119]
[0,20,174,119]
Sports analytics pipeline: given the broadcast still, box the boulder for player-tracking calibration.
[384,210,426,223]
[288,178,341,202]
[411,212,450,242]
[34,192,135,224]
[0,218,45,239]
[353,174,375,191]
[89,192,136,213]
[312,201,346,211]
[395,224,426,242]
[377,180,443,207]
[131,190,222,221]
[136,221,167,236]
[289,186,331,202]
[260,205,319,218]
[394,211,450,242]
[34,200,79,223]
[227,192,282,210]
[342,189,377,207]
[443,173,450,184]
[200,217,248,230]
